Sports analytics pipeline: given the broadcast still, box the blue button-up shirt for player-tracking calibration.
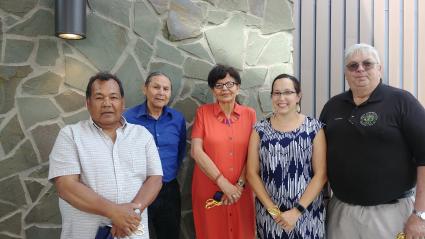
[124,102,186,182]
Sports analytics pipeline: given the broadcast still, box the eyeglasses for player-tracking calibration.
[214,81,238,89]
[271,91,297,97]
[346,61,377,72]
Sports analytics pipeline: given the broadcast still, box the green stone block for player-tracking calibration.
[134,39,153,70]
[0,175,26,207]
[25,180,45,202]
[64,56,96,91]
[36,39,59,66]
[0,212,21,235]
[115,55,144,108]
[134,1,161,44]
[25,187,61,224]
[183,57,213,80]
[63,110,90,125]
[156,40,184,65]
[0,0,37,17]
[0,202,18,219]
[17,98,60,129]
[54,90,85,112]
[8,9,54,36]
[25,226,61,239]
[173,98,198,123]
[4,39,34,63]
[0,115,25,155]
[178,40,214,63]
[261,0,293,34]
[0,140,38,179]
[31,124,60,162]
[22,71,62,95]
[28,165,49,179]
[89,0,131,27]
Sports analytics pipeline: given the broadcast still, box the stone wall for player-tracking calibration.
[0,0,294,238]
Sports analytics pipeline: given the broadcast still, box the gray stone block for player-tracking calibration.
[0,202,18,223]
[206,9,228,25]
[257,33,291,65]
[54,90,85,112]
[0,115,25,155]
[245,31,268,66]
[134,1,162,44]
[261,0,293,34]
[8,9,54,36]
[90,0,131,27]
[28,165,49,179]
[259,89,273,113]
[0,140,38,179]
[149,62,183,103]
[70,14,128,70]
[0,0,37,17]
[17,98,60,129]
[191,83,213,104]
[115,55,144,108]
[25,226,61,239]
[156,40,184,65]
[22,71,62,95]
[183,57,213,80]
[0,65,33,114]
[0,175,26,207]
[178,40,214,63]
[148,0,170,14]
[36,39,59,66]
[268,63,293,85]
[64,56,96,91]
[173,98,198,123]
[205,15,245,69]
[30,124,60,162]
[248,0,265,17]
[25,180,45,202]
[4,16,18,26]
[4,39,34,63]
[167,0,203,41]
[134,39,154,70]
[25,187,61,224]
[241,67,267,89]
[39,0,54,8]
[0,212,21,235]
[217,0,248,12]
[63,110,90,125]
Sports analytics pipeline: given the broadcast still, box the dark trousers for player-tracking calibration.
[148,179,181,239]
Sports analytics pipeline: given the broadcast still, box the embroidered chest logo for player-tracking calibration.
[360,112,378,126]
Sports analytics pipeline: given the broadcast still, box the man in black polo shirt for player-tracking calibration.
[320,43,425,238]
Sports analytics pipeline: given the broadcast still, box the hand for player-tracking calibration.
[109,202,141,235]
[275,208,301,232]
[217,177,242,205]
[404,214,425,239]
[111,224,131,238]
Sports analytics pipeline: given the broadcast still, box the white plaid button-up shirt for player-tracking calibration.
[48,118,163,239]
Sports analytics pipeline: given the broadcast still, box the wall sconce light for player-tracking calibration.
[55,0,87,40]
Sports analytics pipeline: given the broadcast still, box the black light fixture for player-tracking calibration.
[55,0,87,40]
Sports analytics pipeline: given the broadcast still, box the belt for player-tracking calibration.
[385,188,415,204]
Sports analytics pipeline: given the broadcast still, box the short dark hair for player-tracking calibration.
[207,64,241,88]
[271,73,301,95]
[144,72,171,88]
[85,72,124,99]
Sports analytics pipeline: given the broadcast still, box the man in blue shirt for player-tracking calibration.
[124,72,187,239]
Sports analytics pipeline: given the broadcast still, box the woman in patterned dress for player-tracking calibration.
[246,74,327,239]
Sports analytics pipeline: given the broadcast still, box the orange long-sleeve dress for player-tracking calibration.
[191,103,256,239]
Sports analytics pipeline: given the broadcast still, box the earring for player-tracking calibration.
[296,103,301,113]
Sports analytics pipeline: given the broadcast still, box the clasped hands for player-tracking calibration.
[109,202,143,238]
[272,208,302,232]
[217,177,244,205]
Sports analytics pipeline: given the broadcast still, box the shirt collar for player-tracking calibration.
[90,116,128,131]
[213,102,241,124]
[136,101,171,119]
[343,81,384,104]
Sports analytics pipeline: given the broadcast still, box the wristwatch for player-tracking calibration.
[237,179,245,188]
[413,209,425,221]
[294,202,306,214]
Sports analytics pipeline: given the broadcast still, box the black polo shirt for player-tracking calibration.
[320,83,425,205]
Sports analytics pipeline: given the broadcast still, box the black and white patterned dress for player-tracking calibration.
[254,116,326,239]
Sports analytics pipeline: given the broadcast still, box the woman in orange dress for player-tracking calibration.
[191,65,256,239]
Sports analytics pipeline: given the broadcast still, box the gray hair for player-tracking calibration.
[344,43,381,65]
[144,72,171,87]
